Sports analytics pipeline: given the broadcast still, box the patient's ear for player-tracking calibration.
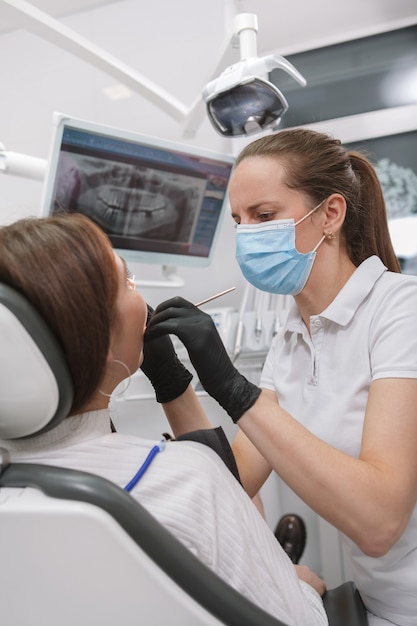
[105,348,114,365]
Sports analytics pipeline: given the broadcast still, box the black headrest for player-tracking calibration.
[0,283,73,439]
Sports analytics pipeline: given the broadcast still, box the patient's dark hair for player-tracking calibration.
[0,213,119,413]
[235,128,400,272]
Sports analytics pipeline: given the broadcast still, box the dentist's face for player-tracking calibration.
[229,157,323,254]
[110,254,148,379]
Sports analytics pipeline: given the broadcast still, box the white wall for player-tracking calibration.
[0,0,247,308]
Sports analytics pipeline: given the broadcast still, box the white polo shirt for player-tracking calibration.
[261,255,417,625]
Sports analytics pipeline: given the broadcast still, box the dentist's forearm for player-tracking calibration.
[237,387,417,557]
[161,384,213,437]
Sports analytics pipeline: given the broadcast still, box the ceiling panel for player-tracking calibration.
[0,0,122,33]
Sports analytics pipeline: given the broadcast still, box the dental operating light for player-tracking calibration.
[202,14,307,137]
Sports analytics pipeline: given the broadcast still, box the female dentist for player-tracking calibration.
[146,128,417,626]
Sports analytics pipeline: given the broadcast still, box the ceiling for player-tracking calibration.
[0,0,119,33]
[0,0,415,149]
[1,0,417,55]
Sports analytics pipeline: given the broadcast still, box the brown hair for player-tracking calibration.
[235,128,400,272]
[0,213,119,413]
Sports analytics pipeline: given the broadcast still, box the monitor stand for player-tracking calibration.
[135,265,185,289]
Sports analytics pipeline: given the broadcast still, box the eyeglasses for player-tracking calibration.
[126,267,136,290]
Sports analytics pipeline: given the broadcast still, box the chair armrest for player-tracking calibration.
[323,581,368,626]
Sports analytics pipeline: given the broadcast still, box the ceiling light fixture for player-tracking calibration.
[202,14,307,137]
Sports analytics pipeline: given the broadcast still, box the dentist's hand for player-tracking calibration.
[145,297,261,422]
[140,304,193,403]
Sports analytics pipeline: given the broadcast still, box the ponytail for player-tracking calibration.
[347,153,400,272]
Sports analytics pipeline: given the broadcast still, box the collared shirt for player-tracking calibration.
[1,410,327,626]
[261,256,417,625]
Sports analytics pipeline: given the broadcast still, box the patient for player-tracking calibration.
[0,213,327,626]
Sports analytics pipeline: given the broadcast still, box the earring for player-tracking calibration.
[99,359,132,398]
[325,231,337,240]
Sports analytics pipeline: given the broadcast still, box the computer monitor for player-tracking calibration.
[40,113,235,269]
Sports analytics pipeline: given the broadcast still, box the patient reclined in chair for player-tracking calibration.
[0,276,326,625]
[0,214,367,626]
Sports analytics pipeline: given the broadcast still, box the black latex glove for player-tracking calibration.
[140,304,193,403]
[145,297,261,422]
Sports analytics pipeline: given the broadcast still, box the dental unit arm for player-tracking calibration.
[0,143,47,181]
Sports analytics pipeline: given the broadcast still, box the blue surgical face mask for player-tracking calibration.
[235,200,326,295]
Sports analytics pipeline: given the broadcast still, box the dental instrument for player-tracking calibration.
[273,294,283,337]
[195,287,236,308]
[233,282,252,362]
[254,290,265,342]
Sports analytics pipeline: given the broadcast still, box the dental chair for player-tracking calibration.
[0,283,368,626]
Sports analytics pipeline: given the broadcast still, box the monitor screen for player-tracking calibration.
[40,113,235,268]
